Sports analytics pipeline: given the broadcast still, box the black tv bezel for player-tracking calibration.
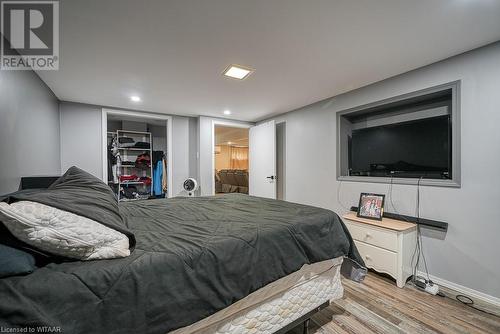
[348,115,452,180]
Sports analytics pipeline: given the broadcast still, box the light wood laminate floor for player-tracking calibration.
[287,272,500,334]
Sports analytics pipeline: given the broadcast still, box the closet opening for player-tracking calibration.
[213,125,249,195]
[102,109,172,201]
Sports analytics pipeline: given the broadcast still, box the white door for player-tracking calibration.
[249,120,276,199]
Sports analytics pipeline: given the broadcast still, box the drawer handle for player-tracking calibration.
[365,255,371,260]
[365,233,371,239]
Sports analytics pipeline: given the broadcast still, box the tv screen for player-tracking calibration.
[349,115,451,179]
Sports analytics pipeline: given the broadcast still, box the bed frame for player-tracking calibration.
[273,301,330,334]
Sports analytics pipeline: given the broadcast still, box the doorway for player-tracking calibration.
[213,125,249,194]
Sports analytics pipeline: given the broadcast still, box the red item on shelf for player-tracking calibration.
[139,177,152,185]
[120,174,139,182]
[135,153,151,168]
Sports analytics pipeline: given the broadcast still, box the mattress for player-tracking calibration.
[0,191,363,333]
[172,257,344,334]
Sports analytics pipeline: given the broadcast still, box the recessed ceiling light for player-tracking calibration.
[223,64,254,80]
[223,110,232,115]
[130,95,141,102]
[227,141,233,145]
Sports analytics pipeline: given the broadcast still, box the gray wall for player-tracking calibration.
[188,117,199,179]
[0,70,60,194]
[59,102,102,177]
[172,116,198,196]
[150,124,167,152]
[59,102,197,196]
[263,42,500,299]
[198,117,213,196]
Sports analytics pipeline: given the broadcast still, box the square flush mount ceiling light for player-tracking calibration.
[130,95,141,102]
[223,64,254,80]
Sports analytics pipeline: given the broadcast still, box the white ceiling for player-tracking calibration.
[215,126,249,146]
[38,0,500,122]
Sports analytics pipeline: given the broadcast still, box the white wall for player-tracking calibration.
[59,102,102,177]
[0,70,60,194]
[263,42,500,299]
[59,102,197,196]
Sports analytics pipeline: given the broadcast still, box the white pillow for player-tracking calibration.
[0,201,130,260]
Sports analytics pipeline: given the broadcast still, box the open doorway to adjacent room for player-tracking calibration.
[213,125,249,195]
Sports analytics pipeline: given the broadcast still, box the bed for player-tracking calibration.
[172,257,344,334]
[0,167,365,334]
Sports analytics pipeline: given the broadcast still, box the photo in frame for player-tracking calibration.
[357,193,385,220]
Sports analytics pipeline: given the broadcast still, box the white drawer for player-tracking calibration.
[355,240,398,277]
[345,220,398,251]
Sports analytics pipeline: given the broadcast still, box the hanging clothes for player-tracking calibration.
[153,160,163,196]
[107,149,114,182]
[149,150,167,195]
[162,156,167,192]
[107,137,118,182]
[152,151,163,166]
[151,150,165,197]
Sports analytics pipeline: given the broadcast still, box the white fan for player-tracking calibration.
[183,178,198,197]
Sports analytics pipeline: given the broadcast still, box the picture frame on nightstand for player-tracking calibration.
[357,193,385,221]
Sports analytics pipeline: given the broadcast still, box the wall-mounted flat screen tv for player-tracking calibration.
[348,115,451,179]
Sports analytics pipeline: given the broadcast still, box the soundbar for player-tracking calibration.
[349,206,448,231]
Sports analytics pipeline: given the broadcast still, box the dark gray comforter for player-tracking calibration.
[0,194,363,333]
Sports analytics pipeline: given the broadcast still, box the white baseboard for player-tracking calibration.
[417,270,500,308]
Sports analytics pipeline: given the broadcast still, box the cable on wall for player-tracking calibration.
[416,177,431,282]
[389,176,430,284]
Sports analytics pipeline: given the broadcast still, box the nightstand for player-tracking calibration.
[343,212,417,288]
